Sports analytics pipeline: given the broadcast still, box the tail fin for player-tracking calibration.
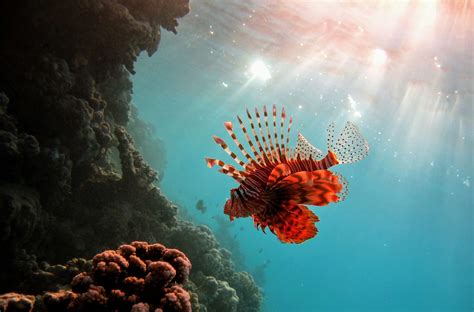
[327,122,369,164]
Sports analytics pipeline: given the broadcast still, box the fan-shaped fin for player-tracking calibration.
[263,105,279,162]
[271,170,344,206]
[295,132,324,160]
[223,121,257,170]
[271,105,282,159]
[328,122,369,164]
[255,107,274,162]
[205,158,246,181]
[253,203,319,244]
[334,172,349,201]
[279,107,287,157]
[237,115,263,164]
[266,163,291,188]
[211,135,247,168]
[246,109,271,165]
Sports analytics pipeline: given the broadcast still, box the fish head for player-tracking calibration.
[223,187,251,218]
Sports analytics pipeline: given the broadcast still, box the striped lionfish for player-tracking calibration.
[206,105,369,244]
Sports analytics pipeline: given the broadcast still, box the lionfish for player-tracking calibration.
[206,105,368,244]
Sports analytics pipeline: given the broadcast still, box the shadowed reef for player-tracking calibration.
[0,1,262,311]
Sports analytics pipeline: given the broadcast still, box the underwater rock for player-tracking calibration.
[192,272,239,312]
[115,126,157,190]
[0,183,43,248]
[127,105,167,183]
[213,215,246,270]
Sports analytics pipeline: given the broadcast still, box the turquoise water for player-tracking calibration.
[132,2,472,311]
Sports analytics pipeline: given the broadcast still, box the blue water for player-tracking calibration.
[132,2,472,311]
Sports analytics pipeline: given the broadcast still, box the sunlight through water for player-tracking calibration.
[131,1,473,311]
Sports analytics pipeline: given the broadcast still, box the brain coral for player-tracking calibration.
[43,241,192,312]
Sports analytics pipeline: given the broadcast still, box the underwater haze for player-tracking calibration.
[132,1,472,311]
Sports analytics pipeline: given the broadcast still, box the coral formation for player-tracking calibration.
[0,0,263,311]
[127,106,167,183]
[41,241,192,312]
[0,293,35,312]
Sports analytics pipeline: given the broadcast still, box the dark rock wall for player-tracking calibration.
[0,1,262,311]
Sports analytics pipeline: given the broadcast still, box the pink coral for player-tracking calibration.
[0,292,35,312]
[162,249,192,284]
[43,241,192,311]
[160,286,192,312]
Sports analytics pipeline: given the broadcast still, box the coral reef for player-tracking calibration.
[213,216,246,270]
[0,293,35,312]
[252,260,270,287]
[127,105,167,183]
[42,241,192,312]
[0,0,263,311]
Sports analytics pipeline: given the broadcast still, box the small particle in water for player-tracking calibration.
[393,152,398,158]
[222,82,228,88]
[430,161,434,167]
[298,105,303,109]
[463,179,470,187]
